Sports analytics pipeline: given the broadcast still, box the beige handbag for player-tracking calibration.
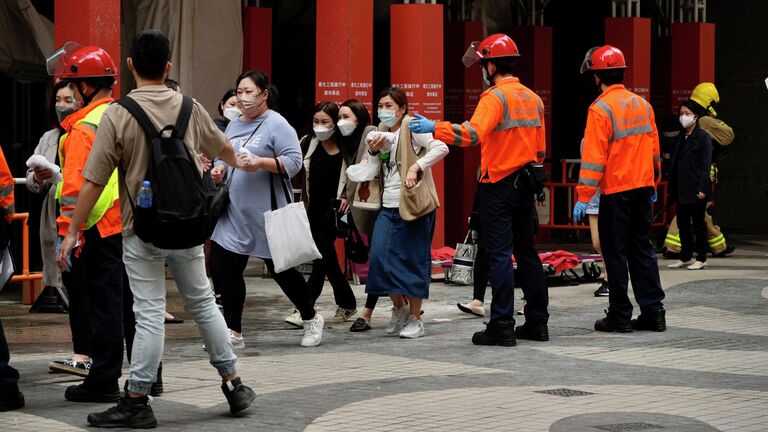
[397,116,439,221]
[352,178,382,211]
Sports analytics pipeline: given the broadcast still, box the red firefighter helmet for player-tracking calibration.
[580,45,627,74]
[47,42,118,79]
[462,33,520,68]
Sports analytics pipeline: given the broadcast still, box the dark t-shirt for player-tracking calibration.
[308,144,342,223]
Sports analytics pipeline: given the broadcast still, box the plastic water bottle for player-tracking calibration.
[138,180,153,208]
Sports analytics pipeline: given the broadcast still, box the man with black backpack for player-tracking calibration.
[56,30,257,428]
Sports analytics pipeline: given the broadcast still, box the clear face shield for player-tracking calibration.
[462,41,482,68]
[580,46,600,74]
[46,41,83,77]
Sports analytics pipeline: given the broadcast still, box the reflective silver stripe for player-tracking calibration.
[61,210,74,218]
[581,162,605,173]
[79,122,98,133]
[491,88,510,124]
[578,177,600,187]
[536,151,546,159]
[59,196,78,206]
[492,88,542,130]
[462,121,479,145]
[451,124,464,146]
[595,97,653,142]
[0,185,12,196]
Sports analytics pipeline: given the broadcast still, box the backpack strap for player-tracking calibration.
[117,96,159,141]
[175,96,194,139]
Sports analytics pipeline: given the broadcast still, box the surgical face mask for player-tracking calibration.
[378,109,398,127]
[223,107,242,121]
[337,119,356,136]
[237,92,266,117]
[56,106,77,124]
[679,114,696,129]
[482,67,492,86]
[313,125,335,141]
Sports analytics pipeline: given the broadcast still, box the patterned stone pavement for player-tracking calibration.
[1,241,766,431]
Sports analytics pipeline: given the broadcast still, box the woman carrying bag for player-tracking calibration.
[362,87,448,339]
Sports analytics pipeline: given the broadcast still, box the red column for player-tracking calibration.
[242,7,272,76]
[315,0,374,111]
[55,0,121,96]
[605,17,651,101]
[670,23,715,113]
[443,21,483,246]
[391,3,445,248]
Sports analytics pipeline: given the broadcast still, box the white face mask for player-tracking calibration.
[679,114,696,129]
[337,119,356,136]
[223,107,242,121]
[313,125,335,141]
[378,109,398,127]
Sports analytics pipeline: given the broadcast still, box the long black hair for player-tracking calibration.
[235,70,279,112]
[49,79,75,131]
[340,99,372,165]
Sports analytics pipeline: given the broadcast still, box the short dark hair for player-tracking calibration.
[378,87,408,114]
[131,29,171,80]
[682,99,709,117]
[164,78,179,91]
[484,57,518,76]
[594,68,625,86]
[236,70,279,111]
[218,88,236,115]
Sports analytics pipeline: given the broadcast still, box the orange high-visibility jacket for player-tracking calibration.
[434,77,545,183]
[57,97,121,237]
[577,84,661,203]
[0,147,15,223]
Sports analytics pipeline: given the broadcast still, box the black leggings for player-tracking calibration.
[308,221,356,310]
[210,241,316,333]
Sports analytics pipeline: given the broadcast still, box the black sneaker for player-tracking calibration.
[0,388,24,412]
[221,377,256,416]
[632,308,667,332]
[594,309,633,333]
[514,322,549,341]
[87,396,158,429]
[472,319,517,346]
[349,318,372,332]
[150,364,164,397]
[593,282,610,297]
[65,383,121,403]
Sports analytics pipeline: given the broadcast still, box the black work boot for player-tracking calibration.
[472,319,517,346]
[87,396,158,429]
[65,383,121,403]
[632,308,667,332]
[514,321,549,341]
[150,363,164,397]
[0,387,24,412]
[594,309,633,333]
[221,377,256,416]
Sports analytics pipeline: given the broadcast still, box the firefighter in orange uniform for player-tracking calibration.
[574,45,666,333]
[410,34,550,346]
[47,42,126,402]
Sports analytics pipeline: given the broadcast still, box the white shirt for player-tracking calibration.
[364,126,449,208]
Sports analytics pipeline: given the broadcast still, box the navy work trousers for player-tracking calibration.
[478,171,549,323]
[598,187,665,319]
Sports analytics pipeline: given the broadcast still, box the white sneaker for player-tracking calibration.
[301,314,324,347]
[399,317,425,339]
[386,305,410,335]
[687,260,708,270]
[327,307,358,323]
[229,330,245,349]
[285,311,303,328]
[667,259,693,268]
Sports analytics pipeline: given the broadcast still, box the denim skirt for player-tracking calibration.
[365,208,436,299]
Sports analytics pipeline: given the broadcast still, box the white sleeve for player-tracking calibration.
[411,132,449,171]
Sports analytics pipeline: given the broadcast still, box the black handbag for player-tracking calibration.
[208,168,233,219]
[344,213,368,264]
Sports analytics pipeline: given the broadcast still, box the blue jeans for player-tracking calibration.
[123,235,237,395]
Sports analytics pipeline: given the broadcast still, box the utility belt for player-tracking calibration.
[514,162,547,203]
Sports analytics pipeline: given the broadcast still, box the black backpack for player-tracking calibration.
[118,95,209,249]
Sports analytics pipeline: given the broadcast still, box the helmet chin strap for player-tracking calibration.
[483,64,498,84]
[75,81,100,106]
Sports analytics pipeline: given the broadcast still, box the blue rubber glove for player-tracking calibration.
[572,201,588,223]
[55,236,72,272]
[409,113,435,134]
[651,189,658,203]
